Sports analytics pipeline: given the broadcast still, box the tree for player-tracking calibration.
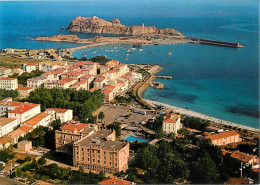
[0,163,4,171]
[89,56,109,65]
[107,122,121,137]
[98,112,105,123]
[38,157,46,165]
[237,144,254,155]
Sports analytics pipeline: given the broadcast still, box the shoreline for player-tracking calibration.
[144,99,259,132]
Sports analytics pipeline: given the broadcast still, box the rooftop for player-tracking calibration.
[76,130,127,151]
[46,108,69,113]
[61,123,89,131]
[24,112,50,127]
[17,86,33,91]
[58,78,75,85]
[205,130,240,141]
[230,151,255,163]
[0,77,16,81]
[99,177,133,185]
[8,103,40,114]
[0,117,16,127]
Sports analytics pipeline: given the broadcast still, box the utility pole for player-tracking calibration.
[240,162,243,177]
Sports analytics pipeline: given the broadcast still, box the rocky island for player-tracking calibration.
[67,15,184,37]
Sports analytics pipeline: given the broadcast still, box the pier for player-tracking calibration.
[156,75,172,79]
[189,37,244,48]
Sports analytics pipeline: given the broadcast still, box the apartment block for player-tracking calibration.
[205,130,242,146]
[46,108,73,123]
[22,112,51,129]
[0,77,18,90]
[73,130,129,174]
[0,67,12,77]
[0,117,18,137]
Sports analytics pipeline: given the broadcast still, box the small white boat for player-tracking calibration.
[168,52,172,55]
[126,53,129,56]
[139,48,143,51]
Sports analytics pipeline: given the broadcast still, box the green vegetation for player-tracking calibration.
[114,96,132,105]
[22,87,104,122]
[125,139,239,184]
[182,116,210,132]
[237,143,254,155]
[9,69,44,85]
[107,122,121,137]
[0,89,19,100]
[89,56,109,65]
[11,158,105,184]
[98,111,105,123]
[145,115,164,139]
[18,120,63,150]
[0,148,15,163]
[79,56,109,65]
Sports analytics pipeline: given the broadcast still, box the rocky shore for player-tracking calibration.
[67,15,185,37]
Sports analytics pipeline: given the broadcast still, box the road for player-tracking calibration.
[0,176,25,185]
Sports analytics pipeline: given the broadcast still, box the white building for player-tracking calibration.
[23,63,38,73]
[27,76,47,89]
[8,103,41,125]
[162,113,182,135]
[23,112,51,129]
[46,108,73,123]
[0,77,18,90]
[0,67,12,77]
[0,98,23,116]
[0,117,18,137]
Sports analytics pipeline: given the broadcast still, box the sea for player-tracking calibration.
[0,0,259,128]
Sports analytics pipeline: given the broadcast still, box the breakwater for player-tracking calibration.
[189,37,244,48]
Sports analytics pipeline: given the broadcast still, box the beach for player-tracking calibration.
[144,99,259,132]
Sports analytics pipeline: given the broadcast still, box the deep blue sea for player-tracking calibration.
[0,0,259,128]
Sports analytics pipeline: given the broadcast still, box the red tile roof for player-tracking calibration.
[105,85,116,89]
[0,77,16,81]
[205,130,240,141]
[230,151,254,163]
[17,86,33,91]
[24,112,50,127]
[101,89,113,94]
[0,117,16,127]
[8,128,25,139]
[8,103,40,114]
[19,125,33,133]
[163,118,177,123]
[99,177,133,185]
[46,108,69,113]
[61,123,89,131]
[26,63,37,66]
[58,78,75,85]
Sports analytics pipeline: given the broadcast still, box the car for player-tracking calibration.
[13,164,20,167]
[0,170,5,175]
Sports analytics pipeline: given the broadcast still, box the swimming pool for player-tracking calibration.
[124,136,149,142]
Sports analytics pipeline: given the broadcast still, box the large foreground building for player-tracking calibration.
[73,130,129,174]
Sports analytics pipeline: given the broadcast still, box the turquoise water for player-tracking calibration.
[0,0,259,128]
[124,136,149,143]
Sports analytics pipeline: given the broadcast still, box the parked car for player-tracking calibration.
[0,170,5,175]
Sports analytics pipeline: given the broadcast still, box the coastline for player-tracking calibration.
[144,99,259,132]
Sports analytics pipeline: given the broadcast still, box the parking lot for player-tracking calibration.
[97,105,154,124]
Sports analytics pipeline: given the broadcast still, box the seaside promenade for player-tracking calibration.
[144,99,259,132]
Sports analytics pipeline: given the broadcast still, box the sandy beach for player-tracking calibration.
[144,99,259,132]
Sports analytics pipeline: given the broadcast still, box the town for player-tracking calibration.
[0,48,259,184]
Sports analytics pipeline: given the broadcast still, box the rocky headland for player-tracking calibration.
[67,15,185,38]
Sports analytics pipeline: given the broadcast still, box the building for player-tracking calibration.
[46,108,73,123]
[98,177,135,185]
[0,67,12,77]
[205,130,242,146]
[55,122,94,152]
[106,60,120,67]
[101,89,114,102]
[17,140,32,153]
[23,63,38,73]
[230,151,259,167]
[0,98,23,116]
[22,112,51,129]
[0,117,17,137]
[8,128,26,144]
[0,77,18,90]
[27,76,47,89]
[57,78,76,89]
[94,76,107,89]
[32,180,52,185]
[70,80,89,90]
[17,86,33,98]
[162,113,182,135]
[8,103,41,125]
[100,65,111,74]
[73,130,129,174]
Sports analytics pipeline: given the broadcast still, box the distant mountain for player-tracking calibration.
[67,15,184,37]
